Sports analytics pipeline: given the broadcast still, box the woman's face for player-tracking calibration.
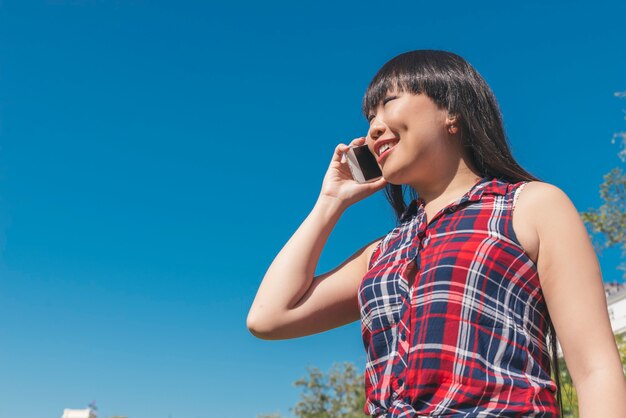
[365,90,456,186]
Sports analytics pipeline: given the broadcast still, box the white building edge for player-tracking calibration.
[607,283,626,337]
[61,408,97,418]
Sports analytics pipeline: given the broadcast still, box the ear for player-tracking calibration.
[446,113,460,134]
[445,112,459,125]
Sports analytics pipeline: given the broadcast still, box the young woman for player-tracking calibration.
[247,50,626,417]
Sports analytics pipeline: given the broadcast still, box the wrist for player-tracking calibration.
[314,194,348,217]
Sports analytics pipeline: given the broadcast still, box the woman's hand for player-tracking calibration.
[318,137,387,209]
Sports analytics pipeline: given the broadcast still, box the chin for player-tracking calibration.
[381,165,410,186]
[382,175,403,186]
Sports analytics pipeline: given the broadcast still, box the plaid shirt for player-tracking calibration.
[358,176,559,417]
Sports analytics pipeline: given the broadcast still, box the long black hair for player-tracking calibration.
[362,49,563,413]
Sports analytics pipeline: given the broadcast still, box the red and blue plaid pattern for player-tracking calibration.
[358,176,559,417]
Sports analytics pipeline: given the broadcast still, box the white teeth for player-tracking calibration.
[378,142,396,156]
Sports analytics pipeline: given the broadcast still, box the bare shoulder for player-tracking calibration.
[517,181,576,224]
[513,181,584,264]
[512,181,573,265]
[516,180,570,205]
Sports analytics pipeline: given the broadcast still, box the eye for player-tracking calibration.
[367,96,398,123]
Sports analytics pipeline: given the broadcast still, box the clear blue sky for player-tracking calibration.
[0,1,625,417]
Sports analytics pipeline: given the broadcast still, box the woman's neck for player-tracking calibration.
[413,171,483,208]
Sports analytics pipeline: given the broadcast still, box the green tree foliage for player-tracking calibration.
[611,91,626,162]
[580,167,626,278]
[257,362,366,418]
[617,333,626,376]
[580,90,626,280]
[558,355,579,417]
[291,362,366,418]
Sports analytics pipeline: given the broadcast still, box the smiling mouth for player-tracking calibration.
[377,141,398,157]
[376,141,398,163]
[377,142,397,156]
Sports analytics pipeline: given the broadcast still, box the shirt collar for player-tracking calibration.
[399,176,509,222]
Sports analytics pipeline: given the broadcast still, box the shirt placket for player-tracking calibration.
[390,216,429,403]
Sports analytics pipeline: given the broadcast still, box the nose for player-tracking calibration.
[368,118,386,142]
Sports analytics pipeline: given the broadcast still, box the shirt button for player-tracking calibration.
[400,333,407,341]
[398,379,404,386]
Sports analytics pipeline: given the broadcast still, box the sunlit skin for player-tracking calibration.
[365,90,458,188]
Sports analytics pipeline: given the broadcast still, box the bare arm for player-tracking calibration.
[247,137,387,340]
[525,182,626,417]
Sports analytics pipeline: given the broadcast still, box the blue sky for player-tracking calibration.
[0,1,625,417]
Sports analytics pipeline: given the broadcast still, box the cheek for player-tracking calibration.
[382,108,447,152]
[405,116,447,146]
[385,109,410,132]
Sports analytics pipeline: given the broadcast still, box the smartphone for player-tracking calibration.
[345,144,383,184]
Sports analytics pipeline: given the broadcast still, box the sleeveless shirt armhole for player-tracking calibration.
[513,181,528,212]
[367,239,384,270]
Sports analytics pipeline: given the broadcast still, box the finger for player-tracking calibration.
[348,136,367,147]
[332,143,349,163]
[366,176,387,191]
